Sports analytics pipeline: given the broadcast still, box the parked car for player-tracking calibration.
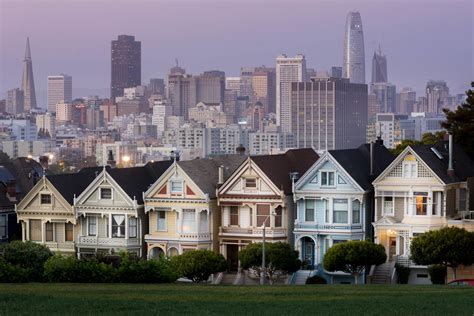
[448,279,474,286]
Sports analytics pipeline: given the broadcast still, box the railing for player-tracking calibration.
[461,210,474,221]
[179,232,211,240]
[395,255,415,267]
[44,241,75,251]
[77,236,141,247]
[219,226,287,237]
[295,223,363,230]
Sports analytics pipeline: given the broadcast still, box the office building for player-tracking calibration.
[111,35,141,102]
[371,82,397,113]
[6,88,24,115]
[36,113,56,138]
[47,74,72,113]
[371,46,388,83]
[426,80,449,114]
[343,12,365,84]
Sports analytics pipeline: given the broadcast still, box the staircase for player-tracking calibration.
[370,262,391,284]
[292,270,312,285]
[220,272,237,285]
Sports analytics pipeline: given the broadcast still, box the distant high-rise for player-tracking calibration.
[426,80,449,114]
[330,66,343,78]
[21,37,37,111]
[111,35,141,102]
[251,67,276,114]
[7,88,24,114]
[276,54,306,132]
[371,46,388,83]
[371,82,397,113]
[291,77,368,150]
[195,70,225,104]
[47,74,72,113]
[343,12,365,84]
[397,87,416,114]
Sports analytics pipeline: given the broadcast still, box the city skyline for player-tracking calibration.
[1,0,472,105]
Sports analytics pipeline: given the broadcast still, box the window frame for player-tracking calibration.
[244,178,257,189]
[0,214,7,239]
[65,223,74,242]
[230,206,239,226]
[414,194,428,216]
[402,162,417,178]
[320,171,335,187]
[305,199,315,222]
[352,199,361,224]
[256,204,270,227]
[333,198,348,224]
[383,196,394,216]
[40,194,52,205]
[170,180,183,194]
[100,187,112,200]
[129,217,137,238]
[88,216,97,236]
[45,222,54,242]
[157,210,167,231]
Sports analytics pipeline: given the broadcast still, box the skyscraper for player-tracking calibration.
[276,54,306,132]
[47,74,72,113]
[111,35,141,102]
[371,82,397,113]
[343,12,365,84]
[21,37,37,111]
[7,88,24,114]
[426,80,449,114]
[371,46,388,83]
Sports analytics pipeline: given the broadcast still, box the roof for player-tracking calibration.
[251,148,319,194]
[329,143,394,190]
[0,158,44,200]
[178,155,246,198]
[410,141,474,184]
[47,170,98,204]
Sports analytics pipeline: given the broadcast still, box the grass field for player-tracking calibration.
[0,283,472,315]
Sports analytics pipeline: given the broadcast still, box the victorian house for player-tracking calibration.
[74,161,171,258]
[144,156,245,259]
[217,148,319,271]
[372,137,474,284]
[293,143,393,284]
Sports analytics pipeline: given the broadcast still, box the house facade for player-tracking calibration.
[293,143,393,284]
[217,148,318,271]
[144,156,245,258]
[372,140,474,284]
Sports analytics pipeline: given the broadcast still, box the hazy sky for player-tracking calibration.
[1,0,473,106]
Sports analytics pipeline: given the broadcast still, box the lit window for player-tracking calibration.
[415,194,428,215]
[333,199,348,224]
[100,188,112,199]
[40,194,51,204]
[171,181,183,193]
[157,211,166,231]
[245,178,257,189]
[321,172,335,186]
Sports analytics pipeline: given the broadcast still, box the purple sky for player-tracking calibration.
[1,0,472,107]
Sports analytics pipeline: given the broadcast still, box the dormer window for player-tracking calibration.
[40,194,51,204]
[100,188,112,199]
[245,178,257,189]
[171,181,183,193]
[321,171,335,187]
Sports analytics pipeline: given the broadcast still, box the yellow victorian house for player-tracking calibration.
[144,155,245,258]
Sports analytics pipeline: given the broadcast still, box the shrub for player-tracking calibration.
[0,258,30,283]
[118,253,178,283]
[3,241,52,281]
[306,275,327,284]
[74,258,116,283]
[172,250,227,283]
[44,254,78,282]
[395,264,410,284]
[428,264,446,285]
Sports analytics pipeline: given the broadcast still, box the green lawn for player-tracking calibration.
[0,283,472,315]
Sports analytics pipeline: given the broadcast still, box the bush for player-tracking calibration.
[117,253,178,283]
[44,255,78,282]
[44,255,116,283]
[0,258,30,283]
[306,275,327,284]
[428,264,446,284]
[172,250,227,283]
[395,264,410,284]
[3,241,52,281]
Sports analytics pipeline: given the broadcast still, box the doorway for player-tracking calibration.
[301,237,315,269]
[389,237,396,261]
[226,245,239,272]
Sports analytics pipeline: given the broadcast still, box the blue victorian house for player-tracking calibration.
[293,142,393,284]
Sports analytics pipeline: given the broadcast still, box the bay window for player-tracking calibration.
[182,209,196,233]
[88,216,97,236]
[257,204,270,227]
[333,199,348,224]
[414,194,428,215]
[352,200,361,224]
[157,211,166,231]
[383,197,394,215]
[129,217,137,238]
[112,215,125,237]
[230,206,239,226]
[305,200,315,222]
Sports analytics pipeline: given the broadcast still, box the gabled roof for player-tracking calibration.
[47,170,98,204]
[178,155,246,198]
[329,143,394,191]
[410,141,474,184]
[251,148,319,194]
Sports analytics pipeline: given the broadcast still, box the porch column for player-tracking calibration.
[41,220,46,243]
[374,197,378,221]
[108,215,112,238]
[125,215,129,239]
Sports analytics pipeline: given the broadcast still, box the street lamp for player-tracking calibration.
[260,211,276,285]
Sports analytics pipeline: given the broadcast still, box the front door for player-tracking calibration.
[302,237,315,269]
[226,245,239,272]
[389,237,396,261]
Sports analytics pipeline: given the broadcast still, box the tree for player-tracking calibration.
[2,241,53,281]
[238,242,300,283]
[410,227,474,281]
[442,82,474,159]
[171,249,227,283]
[390,131,446,156]
[323,240,386,284]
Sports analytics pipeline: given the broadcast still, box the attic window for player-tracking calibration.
[40,194,51,204]
[171,181,183,193]
[100,188,112,199]
[245,178,257,189]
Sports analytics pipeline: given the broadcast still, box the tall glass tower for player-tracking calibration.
[21,37,37,111]
[343,12,365,84]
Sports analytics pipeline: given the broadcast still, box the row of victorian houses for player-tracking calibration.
[5,137,474,284]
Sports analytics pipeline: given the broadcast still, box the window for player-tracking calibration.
[403,162,417,178]
[432,192,438,215]
[0,215,6,239]
[112,215,125,237]
[30,219,42,241]
[333,199,348,224]
[40,194,51,204]
[100,188,112,199]
[415,194,428,215]
[274,206,282,227]
[321,171,335,186]
[352,200,361,224]
[245,178,257,189]
[129,217,137,238]
[157,211,166,231]
[171,181,183,193]
[383,197,394,215]
[324,200,330,223]
[230,206,239,226]
[459,189,467,212]
[305,200,315,222]
[256,204,270,227]
[88,216,97,236]
[200,211,208,232]
[45,222,54,241]
[65,223,74,241]
[182,210,196,233]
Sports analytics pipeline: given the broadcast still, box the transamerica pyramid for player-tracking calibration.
[21,37,37,111]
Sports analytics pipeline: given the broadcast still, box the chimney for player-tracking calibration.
[218,165,224,185]
[447,134,454,177]
[6,180,16,201]
[375,136,384,146]
[236,144,246,155]
[370,142,374,176]
[39,155,49,170]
